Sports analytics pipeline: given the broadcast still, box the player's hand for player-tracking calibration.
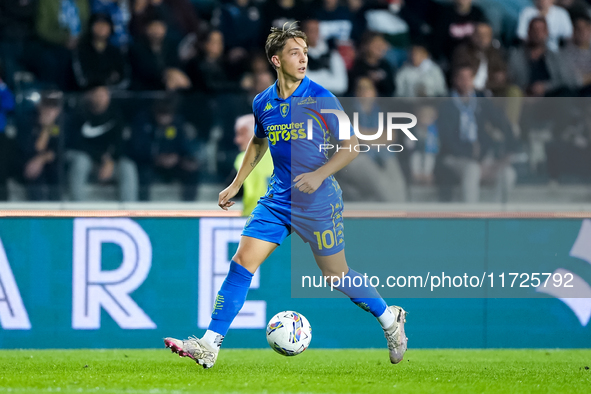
[218,183,241,210]
[293,171,324,194]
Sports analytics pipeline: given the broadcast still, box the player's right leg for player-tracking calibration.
[313,250,408,364]
[295,197,408,364]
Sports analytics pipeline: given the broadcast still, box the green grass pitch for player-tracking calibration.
[0,349,589,393]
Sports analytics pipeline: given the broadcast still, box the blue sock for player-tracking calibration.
[335,269,387,317]
[208,260,253,337]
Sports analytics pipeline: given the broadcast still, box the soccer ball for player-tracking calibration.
[266,311,312,356]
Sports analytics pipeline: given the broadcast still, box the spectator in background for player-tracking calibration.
[73,13,128,90]
[124,99,198,201]
[395,43,447,97]
[17,92,63,201]
[35,0,90,90]
[345,0,413,68]
[262,0,310,30]
[0,0,38,88]
[130,0,201,41]
[302,19,348,96]
[186,28,251,171]
[0,75,16,201]
[165,0,202,37]
[517,0,573,52]
[245,52,275,101]
[348,32,395,97]
[314,0,354,44]
[488,64,524,99]
[452,22,506,92]
[253,71,274,94]
[232,114,273,216]
[545,101,591,183]
[509,17,579,97]
[92,0,132,50]
[396,0,440,43]
[562,15,591,95]
[401,104,439,185]
[336,77,407,202]
[346,0,368,44]
[129,11,191,90]
[437,65,517,203]
[186,30,249,94]
[556,0,591,22]
[250,52,273,75]
[212,0,262,52]
[486,64,524,128]
[432,0,488,64]
[361,0,410,51]
[245,70,274,104]
[65,87,125,200]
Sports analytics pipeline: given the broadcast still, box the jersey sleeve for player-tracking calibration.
[253,99,266,139]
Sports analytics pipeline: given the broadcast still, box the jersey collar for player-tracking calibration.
[271,76,310,102]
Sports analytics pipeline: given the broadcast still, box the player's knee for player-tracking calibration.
[231,254,256,273]
[232,254,246,268]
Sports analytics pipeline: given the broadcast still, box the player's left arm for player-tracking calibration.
[294,134,359,194]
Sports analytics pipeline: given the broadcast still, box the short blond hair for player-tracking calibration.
[265,22,308,69]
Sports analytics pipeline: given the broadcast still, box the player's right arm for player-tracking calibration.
[218,135,268,210]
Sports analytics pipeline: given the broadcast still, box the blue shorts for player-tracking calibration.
[242,198,345,256]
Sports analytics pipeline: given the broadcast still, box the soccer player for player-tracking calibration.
[164,23,408,369]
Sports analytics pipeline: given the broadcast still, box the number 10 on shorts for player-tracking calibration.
[313,230,335,250]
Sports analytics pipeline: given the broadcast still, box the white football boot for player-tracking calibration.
[383,305,408,364]
[164,336,219,369]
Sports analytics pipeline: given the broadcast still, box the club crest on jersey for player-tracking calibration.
[280,103,290,118]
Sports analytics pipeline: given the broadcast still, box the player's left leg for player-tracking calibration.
[164,236,277,368]
[313,249,408,364]
[165,203,289,369]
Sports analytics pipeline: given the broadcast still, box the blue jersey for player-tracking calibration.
[253,76,348,209]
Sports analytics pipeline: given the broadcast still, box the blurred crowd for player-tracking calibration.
[0,0,590,203]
